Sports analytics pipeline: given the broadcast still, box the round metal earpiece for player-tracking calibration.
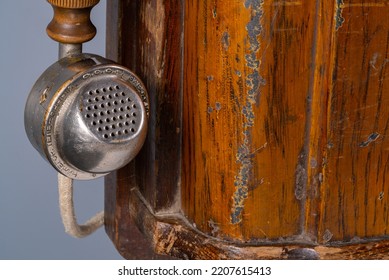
[24,53,149,180]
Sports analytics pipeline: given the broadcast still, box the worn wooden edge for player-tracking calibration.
[127,188,389,260]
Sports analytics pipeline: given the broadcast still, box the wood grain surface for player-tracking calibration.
[105,0,389,259]
[320,0,389,243]
[105,0,183,212]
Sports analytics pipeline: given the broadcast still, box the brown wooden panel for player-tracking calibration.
[182,0,325,241]
[105,0,389,259]
[320,1,389,243]
[105,0,183,211]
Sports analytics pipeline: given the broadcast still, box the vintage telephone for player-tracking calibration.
[24,0,149,237]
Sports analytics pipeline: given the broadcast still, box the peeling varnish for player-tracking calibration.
[322,229,334,244]
[295,163,307,200]
[208,219,220,236]
[359,132,380,147]
[231,0,265,225]
[335,0,345,31]
[207,102,222,114]
[222,31,231,51]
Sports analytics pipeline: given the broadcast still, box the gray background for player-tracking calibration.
[0,0,122,259]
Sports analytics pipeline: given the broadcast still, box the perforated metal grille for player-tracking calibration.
[81,84,142,140]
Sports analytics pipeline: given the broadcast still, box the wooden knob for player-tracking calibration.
[46,0,100,44]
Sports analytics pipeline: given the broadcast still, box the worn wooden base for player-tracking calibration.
[106,181,389,260]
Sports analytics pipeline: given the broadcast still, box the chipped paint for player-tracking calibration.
[322,229,334,243]
[212,7,217,18]
[359,132,380,147]
[335,0,345,31]
[208,219,220,236]
[231,0,265,225]
[222,31,231,51]
[295,164,307,200]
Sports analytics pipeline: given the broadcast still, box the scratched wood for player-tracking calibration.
[104,0,178,259]
[182,0,326,241]
[104,0,183,211]
[127,188,389,259]
[319,0,389,243]
[105,0,389,259]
